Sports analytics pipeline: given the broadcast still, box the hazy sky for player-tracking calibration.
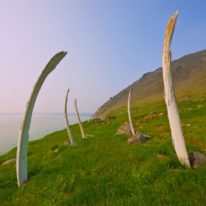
[0,1,206,113]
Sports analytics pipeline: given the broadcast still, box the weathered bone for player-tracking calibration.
[16,51,67,186]
[74,98,86,138]
[128,88,135,135]
[162,11,190,167]
[64,89,75,145]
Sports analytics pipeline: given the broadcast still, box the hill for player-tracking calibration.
[94,50,206,118]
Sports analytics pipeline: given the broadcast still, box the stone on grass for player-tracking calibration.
[116,122,131,135]
[128,131,149,145]
[188,151,206,168]
[50,144,58,151]
[64,140,71,146]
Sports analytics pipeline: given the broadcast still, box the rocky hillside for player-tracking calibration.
[94,50,206,117]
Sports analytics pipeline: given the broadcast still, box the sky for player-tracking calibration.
[0,0,206,114]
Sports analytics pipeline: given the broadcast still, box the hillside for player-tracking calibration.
[94,50,206,118]
[1,49,206,205]
[1,97,206,205]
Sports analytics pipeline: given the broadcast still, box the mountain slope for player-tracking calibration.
[94,50,206,117]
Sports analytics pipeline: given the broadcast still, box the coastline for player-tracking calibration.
[0,113,92,155]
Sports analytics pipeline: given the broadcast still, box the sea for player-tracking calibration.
[0,113,91,155]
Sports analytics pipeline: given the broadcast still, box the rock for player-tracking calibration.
[90,116,116,125]
[116,122,131,135]
[106,116,116,120]
[140,112,164,121]
[64,140,77,146]
[2,158,16,165]
[64,140,71,146]
[128,131,149,145]
[188,151,206,168]
[86,134,94,138]
[96,115,116,121]
[50,144,58,151]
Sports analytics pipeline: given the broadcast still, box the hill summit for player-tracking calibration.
[94,50,206,117]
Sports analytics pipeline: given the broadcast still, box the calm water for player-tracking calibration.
[0,113,91,155]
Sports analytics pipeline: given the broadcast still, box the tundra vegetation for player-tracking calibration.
[64,89,75,145]
[1,97,206,205]
[16,51,67,186]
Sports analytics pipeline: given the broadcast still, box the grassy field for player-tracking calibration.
[1,97,206,205]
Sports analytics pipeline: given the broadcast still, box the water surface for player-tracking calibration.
[0,113,91,155]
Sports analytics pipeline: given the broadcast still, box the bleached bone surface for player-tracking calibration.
[64,89,75,145]
[162,11,190,167]
[16,51,67,186]
[128,88,135,135]
[74,99,85,138]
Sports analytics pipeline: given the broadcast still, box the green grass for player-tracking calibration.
[1,98,206,205]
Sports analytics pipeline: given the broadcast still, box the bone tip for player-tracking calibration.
[66,88,70,96]
[60,51,67,57]
[174,11,179,17]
